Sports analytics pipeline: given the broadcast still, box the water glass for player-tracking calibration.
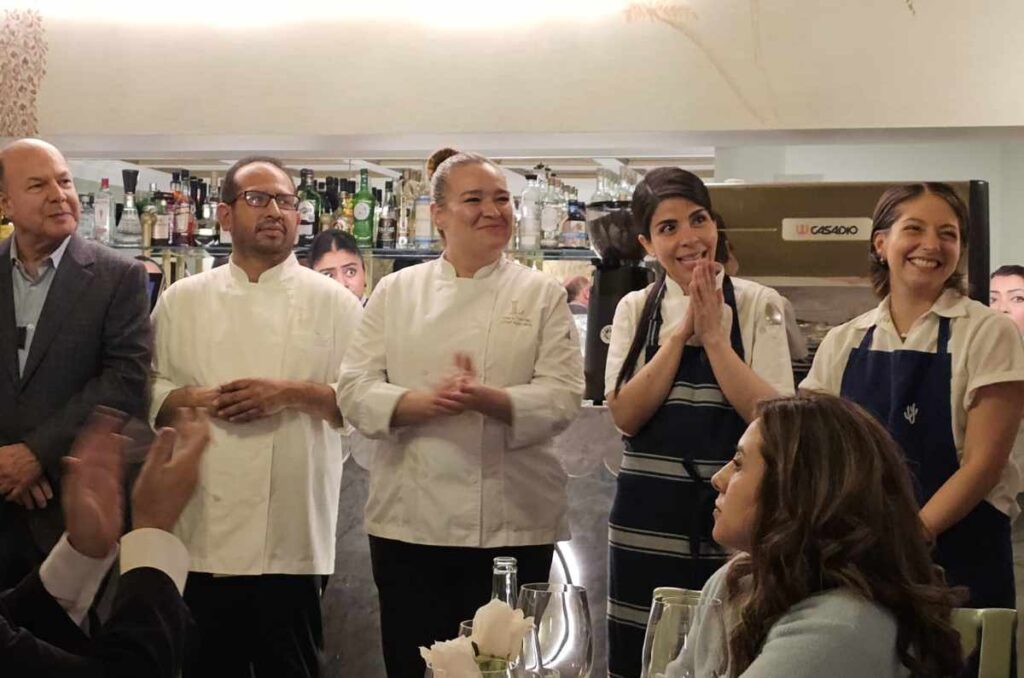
[516,583,593,678]
[641,591,726,678]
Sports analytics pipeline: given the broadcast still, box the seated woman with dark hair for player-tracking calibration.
[308,229,367,303]
[674,393,964,678]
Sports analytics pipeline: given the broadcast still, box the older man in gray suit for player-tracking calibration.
[0,139,151,587]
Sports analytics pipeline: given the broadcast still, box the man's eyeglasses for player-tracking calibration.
[229,190,301,211]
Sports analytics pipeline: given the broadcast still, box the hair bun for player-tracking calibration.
[426,147,460,181]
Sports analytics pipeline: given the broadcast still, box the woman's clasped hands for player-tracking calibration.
[395,352,512,426]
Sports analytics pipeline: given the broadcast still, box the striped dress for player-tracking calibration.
[607,276,748,678]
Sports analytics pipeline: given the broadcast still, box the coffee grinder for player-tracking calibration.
[584,199,652,403]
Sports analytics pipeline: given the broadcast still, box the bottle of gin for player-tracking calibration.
[93,178,114,245]
[77,194,96,240]
[297,168,321,247]
[352,169,375,248]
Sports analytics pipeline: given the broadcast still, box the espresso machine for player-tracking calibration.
[584,200,653,403]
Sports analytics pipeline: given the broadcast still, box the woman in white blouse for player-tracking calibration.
[802,182,1024,608]
[336,152,584,678]
[603,167,793,678]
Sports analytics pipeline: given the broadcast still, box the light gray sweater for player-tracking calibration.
[666,564,910,678]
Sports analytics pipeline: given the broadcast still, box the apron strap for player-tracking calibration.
[857,324,878,351]
[681,459,714,560]
[937,316,951,354]
[644,280,669,349]
[722,275,745,362]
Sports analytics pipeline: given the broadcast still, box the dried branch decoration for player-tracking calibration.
[0,9,48,137]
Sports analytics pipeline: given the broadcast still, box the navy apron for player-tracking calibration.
[607,276,749,678]
[839,317,1014,608]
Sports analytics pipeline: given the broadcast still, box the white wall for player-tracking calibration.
[33,0,1024,136]
[715,142,1024,268]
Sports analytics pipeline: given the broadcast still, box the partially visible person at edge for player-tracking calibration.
[802,182,1024,608]
[991,264,1024,335]
[337,151,583,678]
[603,167,794,677]
[0,406,210,676]
[0,138,151,588]
[150,155,363,678]
[309,228,367,303]
[669,393,964,678]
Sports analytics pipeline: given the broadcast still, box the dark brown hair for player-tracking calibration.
[869,182,968,298]
[613,167,717,395]
[724,393,965,677]
[992,264,1024,280]
[309,228,363,269]
[425,147,460,182]
[221,155,292,205]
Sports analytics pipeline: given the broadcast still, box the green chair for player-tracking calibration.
[951,608,1016,678]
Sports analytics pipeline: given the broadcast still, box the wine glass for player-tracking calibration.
[640,591,727,678]
[516,583,594,678]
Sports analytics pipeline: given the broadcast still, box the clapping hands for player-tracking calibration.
[392,352,512,427]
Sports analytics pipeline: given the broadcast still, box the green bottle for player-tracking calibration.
[352,169,376,248]
[297,168,322,247]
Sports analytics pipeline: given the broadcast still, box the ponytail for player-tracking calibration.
[614,269,667,395]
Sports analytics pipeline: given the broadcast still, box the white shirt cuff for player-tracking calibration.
[39,532,117,627]
[119,528,190,595]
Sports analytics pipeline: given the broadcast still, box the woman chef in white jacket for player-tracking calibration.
[336,152,584,678]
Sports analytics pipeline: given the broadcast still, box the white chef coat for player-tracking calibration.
[801,289,1024,518]
[150,255,363,575]
[605,275,796,398]
[336,254,584,548]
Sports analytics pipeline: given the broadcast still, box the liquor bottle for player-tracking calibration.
[540,173,566,249]
[93,178,114,244]
[195,182,218,245]
[325,176,340,214]
[340,182,355,232]
[77,194,96,240]
[151,185,172,247]
[181,170,198,244]
[296,169,321,247]
[114,169,143,246]
[518,173,542,251]
[171,172,193,246]
[352,169,375,248]
[491,557,518,606]
[413,188,432,251]
[139,183,157,250]
[211,179,230,246]
[376,180,398,249]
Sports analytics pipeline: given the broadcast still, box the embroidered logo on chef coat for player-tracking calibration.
[501,300,533,327]
[904,403,919,425]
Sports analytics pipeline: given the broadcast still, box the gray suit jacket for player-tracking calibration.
[0,234,151,552]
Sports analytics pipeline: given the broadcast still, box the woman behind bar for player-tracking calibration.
[802,183,1024,608]
[336,152,584,678]
[604,167,794,677]
[308,228,367,303]
[673,393,964,678]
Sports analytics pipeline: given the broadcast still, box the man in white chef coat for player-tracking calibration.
[149,156,363,678]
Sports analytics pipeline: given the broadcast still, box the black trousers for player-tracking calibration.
[0,511,42,589]
[183,573,323,678]
[369,536,555,678]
